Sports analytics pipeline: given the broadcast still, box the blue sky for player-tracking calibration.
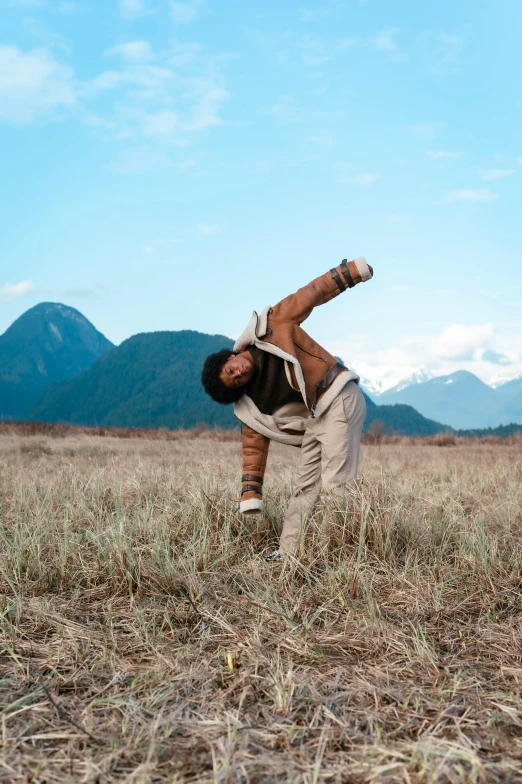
[1,0,521,391]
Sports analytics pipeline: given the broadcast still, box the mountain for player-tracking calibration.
[30,329,448,436]
[493,376,522,425]
[8,301,518,435]
[354,366,433,398]
[377,369,522,429]
[377,370,499,430]
[496,389,522,425]
[0,303,113,420]
[364,397,446,436]
[30,330,237,430]
[383,366,434,394]
[493,375,522,403]
[356,375,387,398]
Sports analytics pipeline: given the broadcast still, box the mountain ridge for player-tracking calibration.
[0,302,114,419]
[3,303,521,436]
[376,368,522,429]
[29,329,449,436]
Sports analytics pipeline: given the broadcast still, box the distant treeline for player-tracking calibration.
[3,420,521,446]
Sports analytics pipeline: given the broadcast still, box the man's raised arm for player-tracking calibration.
[271,257,373,325]
[239,425,270,515]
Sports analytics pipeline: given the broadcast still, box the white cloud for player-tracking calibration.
[168,40,206,68]
[296,36,332,65]
[106,41,155,62]
[198,223,223,235]
[86,42,228,141]
[478,168,514,181]
[387,215,413,224]
[340,172,381,186]
[431,323,494,360]
[260,95,305,125]
[0,46,76,123]
[0,36,227,144]
[0,281,35,301]
[445,188,499,203]
[107,145,175,174]
[311,134,334,148]
[426,150,462,160]
[57,2,81,13]
[410,122,445,138]
[119,0,147,19]
[338,38,356,50]
[185,87,227,130]
[62,283,107,299]
[144,110,179,136]
[298,7,330,23]
[170,0,204,22]
[371,29,400,52]
[87,63,174,98]
[328,324,522,391]
[8,0,43,6]
[430,33,464,75]
[22,17,72,53]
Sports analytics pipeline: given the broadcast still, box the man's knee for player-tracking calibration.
[322,479,358,505]
[291,478,321,499]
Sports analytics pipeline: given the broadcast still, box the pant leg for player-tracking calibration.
[320,381,366,493]
[278,382,366,555]
[278,419,322,555]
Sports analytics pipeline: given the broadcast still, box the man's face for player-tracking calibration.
[219,351,255,389]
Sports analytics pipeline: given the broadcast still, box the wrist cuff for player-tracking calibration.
[353,256,372,282]
[240,498,264,515]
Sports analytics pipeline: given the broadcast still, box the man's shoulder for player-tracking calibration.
[233,307,272,352]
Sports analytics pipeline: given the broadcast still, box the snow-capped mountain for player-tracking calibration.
[356,375,389,397]
[354,366,434,398]
[385,366,434,394]
[378,371,499,429]
[491,374,522,393]
[375,370,522,429]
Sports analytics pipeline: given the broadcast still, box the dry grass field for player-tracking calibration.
[1,427,522,783]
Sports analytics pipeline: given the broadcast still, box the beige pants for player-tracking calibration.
[279,381,366,554]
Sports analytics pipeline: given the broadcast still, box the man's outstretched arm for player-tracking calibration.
[239,424,269,515]
[271,257,373,325]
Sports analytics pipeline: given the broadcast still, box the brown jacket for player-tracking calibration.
[235,257,373,510]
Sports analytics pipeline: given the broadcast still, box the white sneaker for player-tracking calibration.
[264,549,281,562]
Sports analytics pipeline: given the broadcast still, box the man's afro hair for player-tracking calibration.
[201,348,244,405]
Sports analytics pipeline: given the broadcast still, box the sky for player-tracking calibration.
[1,0,521,393]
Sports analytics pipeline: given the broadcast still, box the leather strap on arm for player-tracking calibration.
[241,425,270,501]
[330,267,346,293]
[340,260,355,288]
[241,485,263,496]
[270,257,371,325]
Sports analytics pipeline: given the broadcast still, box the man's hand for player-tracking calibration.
[240,493,263,515]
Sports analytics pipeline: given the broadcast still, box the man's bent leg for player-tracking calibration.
[320,381,366,494]
[278,422,322,555]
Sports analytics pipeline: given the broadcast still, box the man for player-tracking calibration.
[201,257,373,560]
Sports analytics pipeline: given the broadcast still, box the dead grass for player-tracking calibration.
[3,420,521,447]
[1,433,522,783]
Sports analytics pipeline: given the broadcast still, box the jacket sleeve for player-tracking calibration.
[239,424,270,515]
[271,257,373,325]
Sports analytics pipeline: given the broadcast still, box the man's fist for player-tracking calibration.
[240,496,263,515]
